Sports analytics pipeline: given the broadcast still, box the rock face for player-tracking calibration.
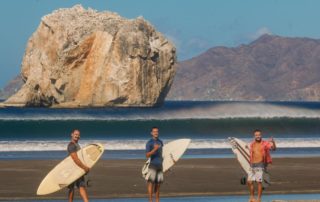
[5,5,176,107]
[167,34,320,101]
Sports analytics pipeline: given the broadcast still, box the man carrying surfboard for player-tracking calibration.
[248,129,276,202]
[67,129,90,202]
[145,126,163,202]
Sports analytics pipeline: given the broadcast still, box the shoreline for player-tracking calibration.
[1,158,320,200]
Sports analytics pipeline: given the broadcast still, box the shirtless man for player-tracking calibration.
[248,129,276,202]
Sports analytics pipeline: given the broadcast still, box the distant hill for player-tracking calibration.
[0,75,24,100]
[167,34,320,101]
[3,34,320,101]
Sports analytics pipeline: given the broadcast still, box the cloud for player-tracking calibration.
[249,27,273,40]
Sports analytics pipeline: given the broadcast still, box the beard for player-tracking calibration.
[255,137,262,142]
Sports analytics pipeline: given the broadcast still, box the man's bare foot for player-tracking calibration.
[256,198,261,202]
[249,197,255,202]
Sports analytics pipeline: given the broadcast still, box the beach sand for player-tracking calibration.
[0,157,320,200]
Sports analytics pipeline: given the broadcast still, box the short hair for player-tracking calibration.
[253,129,262,133]
[151,126,158,131]
[72,129,80,134]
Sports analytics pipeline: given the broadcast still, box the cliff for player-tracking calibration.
[4,5,176,107]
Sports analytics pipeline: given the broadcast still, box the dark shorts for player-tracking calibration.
[68,176,86,189]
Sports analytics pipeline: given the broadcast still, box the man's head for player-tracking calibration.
[151,126,159,139]
[71,129,81,142]
[253,129,262,142]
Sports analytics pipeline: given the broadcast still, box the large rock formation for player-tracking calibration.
[5,5,176,107]
[168,34,320,101]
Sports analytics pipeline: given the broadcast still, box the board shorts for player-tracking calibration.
[146,167,164,184]
[68,176,86,189]
[248,163,266,183]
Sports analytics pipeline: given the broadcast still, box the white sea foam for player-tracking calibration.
[0,138,319,151]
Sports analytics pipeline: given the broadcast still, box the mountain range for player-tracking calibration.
[0,75,23,101]
[2,34,320,101]
[167,34,320,101]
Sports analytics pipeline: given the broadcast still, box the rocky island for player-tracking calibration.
[3,5,176,107]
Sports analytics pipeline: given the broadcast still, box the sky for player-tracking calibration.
[1,0,320,87]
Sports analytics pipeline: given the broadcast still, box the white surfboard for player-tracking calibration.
[37,143,104,195]
[228,137,270,188]
[142,139,191,177]
[162,139,191,172]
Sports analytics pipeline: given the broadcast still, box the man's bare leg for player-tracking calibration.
[154,183,161,202]
[257,182,263,202]
[147,182,154,202]
[68,188,74,202]
[247,181,255,202]
[79,187,89,202]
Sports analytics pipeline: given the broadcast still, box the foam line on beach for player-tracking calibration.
[0,138,319,151]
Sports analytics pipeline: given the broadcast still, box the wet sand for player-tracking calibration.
[0,158,320,200]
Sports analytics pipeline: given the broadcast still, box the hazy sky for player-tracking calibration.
[1,0,320,87]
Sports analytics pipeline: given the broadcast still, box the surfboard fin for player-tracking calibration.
[240,176,247,185]
[169,153,177,164]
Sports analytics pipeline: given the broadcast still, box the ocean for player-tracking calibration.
[0,101,319,160]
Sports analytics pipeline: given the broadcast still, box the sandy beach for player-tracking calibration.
[0,157,319,200]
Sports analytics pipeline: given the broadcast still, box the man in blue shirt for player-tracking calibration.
[145,126,163,202]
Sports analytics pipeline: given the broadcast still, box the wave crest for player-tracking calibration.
[0,102,320,121]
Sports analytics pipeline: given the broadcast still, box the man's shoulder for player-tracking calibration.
[68,141,75,147]
[67,141,80,153]
[146,139,154,144]
[68,141,80,147]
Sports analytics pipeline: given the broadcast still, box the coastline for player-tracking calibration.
[1,158,320,200]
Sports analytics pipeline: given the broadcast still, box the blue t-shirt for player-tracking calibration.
[146,138,163,170]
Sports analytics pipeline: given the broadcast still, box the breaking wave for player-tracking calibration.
[0,101,320,121]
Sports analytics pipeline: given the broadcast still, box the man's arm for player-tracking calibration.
[269,137,276,151]
[146,144,160,158]
[70,152,90,173]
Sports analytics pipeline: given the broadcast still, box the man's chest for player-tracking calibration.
[252,143,262,155]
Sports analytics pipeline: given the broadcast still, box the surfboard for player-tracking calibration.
[37,143,104,195]
[228,137,270,188]
[142,138,191,177]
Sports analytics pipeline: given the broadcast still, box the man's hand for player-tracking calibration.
[153,144,160,151]
[70,152,90,172]
[146,143,160,158]
[269,136,276,150]
[83,166,90,173]
[269,136,275,144]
